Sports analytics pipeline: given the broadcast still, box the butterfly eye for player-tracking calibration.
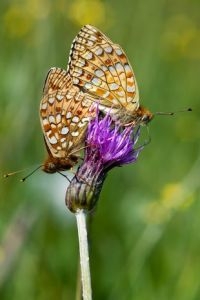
[141,113,153,124]
[142,115,150,122]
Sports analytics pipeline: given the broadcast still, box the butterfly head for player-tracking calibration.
[42,156,78,173]
[136,106,154,126]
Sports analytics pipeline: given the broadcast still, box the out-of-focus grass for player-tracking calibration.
[0,0,200,299]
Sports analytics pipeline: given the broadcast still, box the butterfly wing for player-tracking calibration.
[68,24,139,115]
[40,67,96,159]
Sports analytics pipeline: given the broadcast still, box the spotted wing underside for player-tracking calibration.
[68,24,139,113]
[40,67,95,158]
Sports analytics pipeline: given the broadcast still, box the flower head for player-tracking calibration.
[86,113,140,169]
[66,112,143,213]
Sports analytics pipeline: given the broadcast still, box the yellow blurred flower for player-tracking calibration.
[144,182,194,224]
[68,0,106,26]
[161,14,200,61]
[3,5,32,38]
[3,0,50,39]
[161,183,183,209]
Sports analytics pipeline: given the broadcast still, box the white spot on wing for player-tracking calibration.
[85,51,93,60]
[105,46,113,53]
[56,114,61,123]
[87,40,94,47]
[109,66,116,74]
[72,116,80,123]
[75,68,83,75]
[95,48,103,55]
[124,64,132,73]
[49,136,57,145]
[92,77,101,86]
[66,94,73,100]
[127,86,135,93]
[43,118,48,126]
[95,69,104,77]
[115,48,123,56]
[77,58,86,67]
[61,127,69,135]
[49,115,56,124]
[56,94,64,101]
[90,35,97,41]
[73,78,79,85]
[66,112,72,119]
[109,83,119,91]
[116,62,124,73]
[48,97,55,104]
[71,131,79,137]
[85,83,93,89]
[102,65,108,71]
[41,102,47,110]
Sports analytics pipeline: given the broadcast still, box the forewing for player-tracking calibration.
[40,67,96,158]
[68,24,139,112]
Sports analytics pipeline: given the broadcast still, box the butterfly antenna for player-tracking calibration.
[57,171,71,183]
[155,108,192,116]
[20,165,43,182]
[3,169,26,178]
[57,169,90,186]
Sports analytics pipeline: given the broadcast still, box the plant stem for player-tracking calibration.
[75,209,92,300]
[75,263,81,300]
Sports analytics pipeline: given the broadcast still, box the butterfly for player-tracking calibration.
[40,25,153,173]
[40,67,96,173]
[67,24,153,126]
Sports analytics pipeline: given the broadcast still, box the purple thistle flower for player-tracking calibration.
[65,112,143,213]
[86,113,140,169]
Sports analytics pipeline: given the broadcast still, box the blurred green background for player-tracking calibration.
[0,0,200,299]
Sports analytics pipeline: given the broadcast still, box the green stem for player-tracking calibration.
[75,210,92,300]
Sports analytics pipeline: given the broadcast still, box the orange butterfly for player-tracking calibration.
[68,24,153,126]
[40,67,96,173]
